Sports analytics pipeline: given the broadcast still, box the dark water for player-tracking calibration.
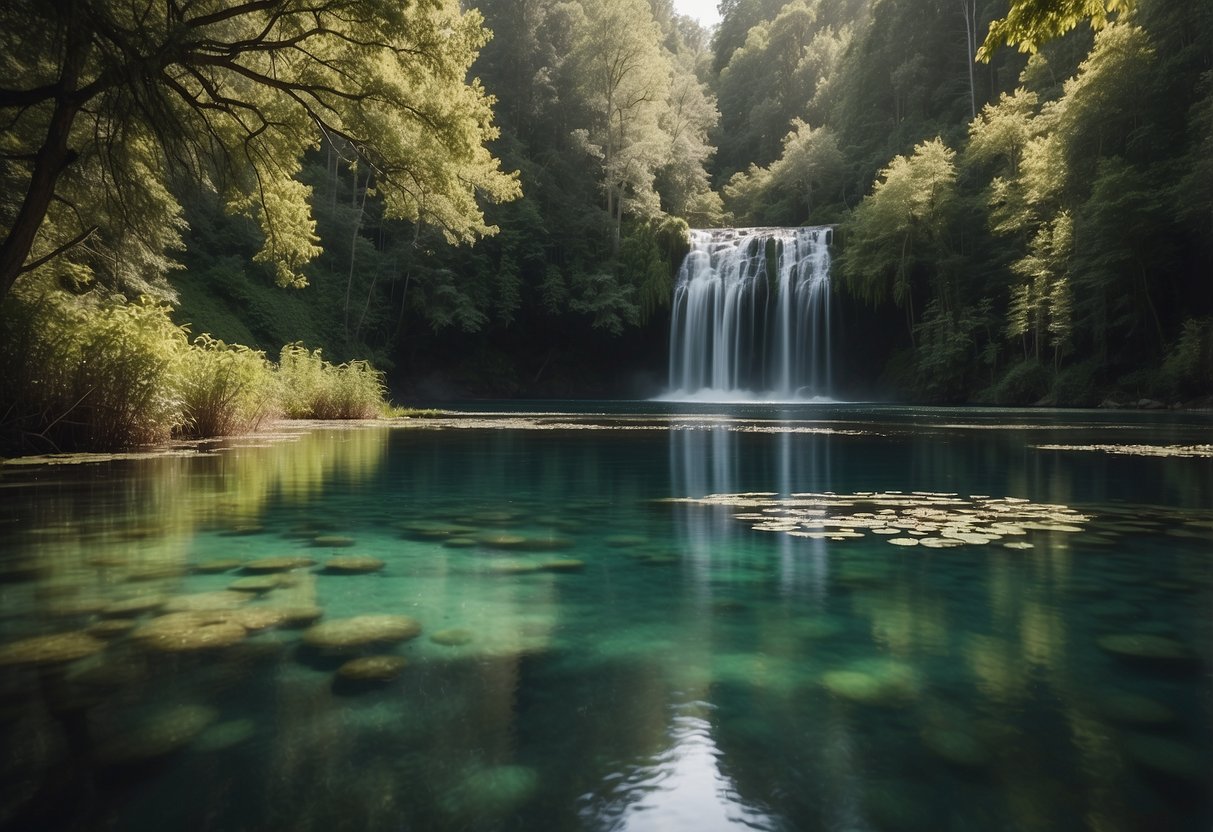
[0,405,1210,831]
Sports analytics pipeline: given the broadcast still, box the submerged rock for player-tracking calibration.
[0,631,107,667]
[193,559,244,574]
[430,628,475,647]
[132,612,247,653]
[274,605,325,628]
[302,615,423,651]
[195,718,257,753]
[100,595,167,618]
[921,725,991,768]
[96,704,218,766]
[822,660,920,707]
[228,575,282,594]
[162,590,251,613]
[243,556,316,573]
[1096,633,1198,665]
[540,559,585,573]
[323,555,385,574]
[89,619,139,640]
[224,607,289,632]
[337,655,407,682]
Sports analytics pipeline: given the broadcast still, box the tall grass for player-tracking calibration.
[1,291,390,454]
[0,291,186,450]
[278,343,386,419]
[179,335,280,438]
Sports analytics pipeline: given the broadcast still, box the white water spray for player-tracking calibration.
[667,227,833,400]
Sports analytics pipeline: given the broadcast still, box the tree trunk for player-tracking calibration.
[343,171,371,335]
[0,21,92,301]
[960,0,978,121]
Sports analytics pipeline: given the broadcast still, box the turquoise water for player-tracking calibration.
[0,405,1210,831]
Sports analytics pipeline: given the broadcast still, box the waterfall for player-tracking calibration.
[667,227,833,400]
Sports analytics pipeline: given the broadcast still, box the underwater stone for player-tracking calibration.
[162,590,252,613]
[442,537,479,548]
[921,726,991,767]
[88,619,139,639]
[100,595,168,618]
[337,655,407,681]
[274,605,325,628]
[228,575,282,593]
[96,704,218,766]
[195,718,257,753]
[323,555,385,574]
[540,559,585,572]
[1096,633,1198,665]
[822,661,920,707]
[243,556,316,573]
[193,559,244,574]
[302,615,422,651]
[0,631,107,667]
[224,607,289,632]
[430,628,475,646]
[132,612,248,652]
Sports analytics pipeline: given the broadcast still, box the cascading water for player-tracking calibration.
[667,227,833,400]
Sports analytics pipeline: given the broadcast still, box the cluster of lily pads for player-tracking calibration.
[666,490,1093,549]
[1033,443,1213,458]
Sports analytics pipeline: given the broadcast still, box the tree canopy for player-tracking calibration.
[0,0,520,301]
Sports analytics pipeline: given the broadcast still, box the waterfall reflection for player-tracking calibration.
[669,423,834,596]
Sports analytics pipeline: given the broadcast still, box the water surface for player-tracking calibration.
[1,405,1210,831]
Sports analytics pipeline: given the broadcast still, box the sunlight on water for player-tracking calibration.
[0,406,1210,831]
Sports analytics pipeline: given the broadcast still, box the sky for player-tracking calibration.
[673,0,721,28]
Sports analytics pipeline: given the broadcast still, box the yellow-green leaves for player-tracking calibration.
[0,0,520,299]
[977,0,1136,61]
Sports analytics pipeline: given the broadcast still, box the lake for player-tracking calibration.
[0,404,1210,831]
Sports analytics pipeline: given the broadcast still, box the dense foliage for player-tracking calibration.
[3,0,1211,438]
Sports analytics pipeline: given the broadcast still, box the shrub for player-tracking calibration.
[1161,317,1213,399]
[1052,359,1102,407]
[0,290,186,450]
[987,359,1049,405]
[277,343,386,419]
[179,334,280,437]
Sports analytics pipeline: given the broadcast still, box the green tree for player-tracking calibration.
[978,0,1136,60]
[841,137,959,340]
[0,0,520,302]
[569,0,673,250]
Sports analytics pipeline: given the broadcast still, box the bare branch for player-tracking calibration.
[19,225,99,274]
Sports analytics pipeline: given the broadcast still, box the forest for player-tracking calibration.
[1,0,1211,451]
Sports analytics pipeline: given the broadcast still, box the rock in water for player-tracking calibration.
[323,555,385,574]
[337,655,407,682]
[302,615,423,651]
[0,632,107,667]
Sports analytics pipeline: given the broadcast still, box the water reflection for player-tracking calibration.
[0,412,1208,831]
